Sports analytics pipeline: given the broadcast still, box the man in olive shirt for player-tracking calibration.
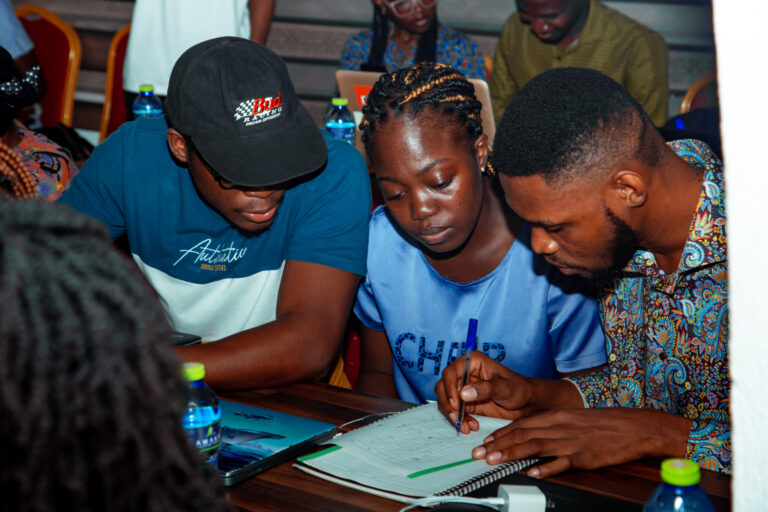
[490,0,668,126]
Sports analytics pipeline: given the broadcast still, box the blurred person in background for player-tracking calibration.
[341,0,486,80]
[490,0,668,126]
[1,45,77,200]
[123,0,276,117]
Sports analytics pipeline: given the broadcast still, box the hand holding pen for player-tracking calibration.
[436,351,538,434]
[455,318,478,434]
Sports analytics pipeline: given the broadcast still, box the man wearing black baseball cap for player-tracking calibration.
[59,37,371,390]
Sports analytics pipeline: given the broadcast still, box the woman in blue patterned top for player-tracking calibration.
[340,0,486,80]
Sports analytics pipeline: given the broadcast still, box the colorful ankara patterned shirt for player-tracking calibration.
[568,139,729,472]
[340,25,486,80]
[13,122,78,201]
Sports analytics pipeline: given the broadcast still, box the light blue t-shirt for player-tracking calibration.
[354,207,607,403]
[59,116,371,341]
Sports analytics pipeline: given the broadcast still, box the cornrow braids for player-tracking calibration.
[0,139,38,199]
[360,62,483,157]
[0,200,230,512]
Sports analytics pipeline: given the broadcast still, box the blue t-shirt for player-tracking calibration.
[354,207,607,403]
[59,116,371,341]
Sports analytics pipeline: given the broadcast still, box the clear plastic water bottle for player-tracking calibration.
[132,84,164,118]
[643,458,716,512]
[324,97,355,144]
[181,362,221,470]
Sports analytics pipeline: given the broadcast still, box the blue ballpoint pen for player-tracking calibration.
[455,318,478,433]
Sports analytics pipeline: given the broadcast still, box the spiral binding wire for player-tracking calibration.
[437,458,540,496]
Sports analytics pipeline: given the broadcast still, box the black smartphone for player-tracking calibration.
[171,331,202,346]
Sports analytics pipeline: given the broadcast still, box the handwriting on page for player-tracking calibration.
[337,403,510,476]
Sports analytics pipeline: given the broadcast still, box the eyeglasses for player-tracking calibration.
[208,168,237,190]
[184,136,238,189]
[382,0,438,17]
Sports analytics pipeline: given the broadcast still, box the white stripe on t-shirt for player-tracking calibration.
[133,254,284,341]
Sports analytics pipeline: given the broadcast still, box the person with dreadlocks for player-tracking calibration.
[0,45,78,200]
[340,0,486,79]
[353,62,606,404]
[0,199,229,512]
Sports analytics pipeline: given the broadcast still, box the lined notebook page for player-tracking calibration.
[337,403,510,475]
[299,403,527,498]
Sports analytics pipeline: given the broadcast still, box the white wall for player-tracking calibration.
[712,1,768,509]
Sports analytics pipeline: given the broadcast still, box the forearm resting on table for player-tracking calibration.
[174,313,340,390]
[475,407,693,478]
[604,408,693,461]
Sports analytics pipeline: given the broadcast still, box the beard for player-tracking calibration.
[589,207,640,288]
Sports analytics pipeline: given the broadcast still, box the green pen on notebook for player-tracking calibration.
[455,318,478,434]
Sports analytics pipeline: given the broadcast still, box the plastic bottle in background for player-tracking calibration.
[132,84,164,119]
[324,97,355,145]
[181,362,221,470]
[643,458,716,512]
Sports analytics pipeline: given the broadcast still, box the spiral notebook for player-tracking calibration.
[294,402,537,503]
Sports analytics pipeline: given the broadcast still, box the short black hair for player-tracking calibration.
[360,62,483,158]
[490,67,662,185]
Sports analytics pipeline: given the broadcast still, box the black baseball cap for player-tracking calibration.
[165,37,327,188]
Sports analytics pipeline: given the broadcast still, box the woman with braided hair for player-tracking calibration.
[0,200,229,512]
[353,62,607,403]
[1,45,78,200]
[340,0,485,79]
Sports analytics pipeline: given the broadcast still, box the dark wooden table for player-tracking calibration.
[222,383,731,512]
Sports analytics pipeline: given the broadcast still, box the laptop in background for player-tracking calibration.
[335,69,496,146]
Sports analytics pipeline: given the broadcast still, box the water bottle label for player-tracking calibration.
[325,122,355,144]
[133,107,164,118]
[184,421,221,453]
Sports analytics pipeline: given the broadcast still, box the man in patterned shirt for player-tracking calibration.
[435,67,729,476]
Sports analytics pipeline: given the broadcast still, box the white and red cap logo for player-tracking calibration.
[233,91,283,126]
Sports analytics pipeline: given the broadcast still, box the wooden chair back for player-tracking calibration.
[680,72,718,114]
[99,24,131,142]
[16,4,81,127]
